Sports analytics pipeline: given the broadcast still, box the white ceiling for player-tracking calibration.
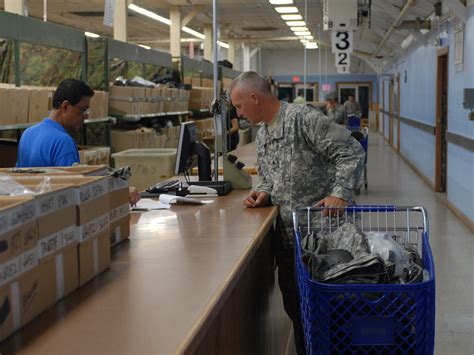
[0,0,446,72]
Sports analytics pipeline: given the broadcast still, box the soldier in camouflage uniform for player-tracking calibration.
[325,90,346,125]
[229,72,365,355]
[343,93,362,118]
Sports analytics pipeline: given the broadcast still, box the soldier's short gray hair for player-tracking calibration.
[227,71,272,97]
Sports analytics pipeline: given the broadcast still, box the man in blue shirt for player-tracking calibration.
[17,78,140,205]
[17,78,93,167]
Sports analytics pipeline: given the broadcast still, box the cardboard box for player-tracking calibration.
[110,216,130,247]
[11,176,110,226]
[191,77,201,87]
[0,263,51,340]
[41,244,79,301]
[109,86,136,115]
[0,85,30,125]
[88,90,109,119]
[28,87,55,124]
[0,165,108,177]
[21,184,76,239]
[78,230,110,286]
[0,197,37,262]
[108,178,129,209]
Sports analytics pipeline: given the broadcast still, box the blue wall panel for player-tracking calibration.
[399,122,435,185]
[447,143,474,222]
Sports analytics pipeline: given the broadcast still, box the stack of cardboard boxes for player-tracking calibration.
[111,128,168,152]
[109,85,190,116]
[0,84,109,125]
[189,87,213,111]
[194,118,214,140]
[0,165,133,340]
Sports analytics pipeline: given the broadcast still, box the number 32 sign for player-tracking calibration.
[331,31,353,73]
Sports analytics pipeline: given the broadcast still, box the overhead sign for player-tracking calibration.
[103,0,115,28]
[292,76,301,83]
[331,31,353,54]
[332,30,353,74]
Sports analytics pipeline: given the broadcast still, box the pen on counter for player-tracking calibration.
[131,208,149,212]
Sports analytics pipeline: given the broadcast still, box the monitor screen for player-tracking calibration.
[174,121,212,181]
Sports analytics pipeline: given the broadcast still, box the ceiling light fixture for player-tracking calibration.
[286,21,306,26]
[139,44,151,49]
[302,34,313,40]
[294,31,311,36]
[269,0,294,4]
[281,14,303,20]
[128,3,171,25]
[305,42,318,49]
[128,3,229,48]
[85,32,100,38]
[290,27,309,32]
[274,6,299,14]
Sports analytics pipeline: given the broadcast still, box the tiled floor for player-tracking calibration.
[289,132,473,355]
[355,132,473,354]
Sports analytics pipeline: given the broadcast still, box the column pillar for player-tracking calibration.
[113,0,128,42]
[242,42,251,72]
[227,40,236,66]
[5,0,27,15]
[204,25,213,62]
[170,6,181,57]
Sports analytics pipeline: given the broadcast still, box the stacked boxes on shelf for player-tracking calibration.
[109,85,190,116]
[87,90,109,119]
[111,127,179,152]
[194,118,214,140]
[189,87,213,111]
[78,146,111,166]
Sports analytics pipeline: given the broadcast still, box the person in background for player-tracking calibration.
[343,93,362,118]
[227,106,240,151]
[228,71,365,355]
[16,78,140,205]
[293,94,305,104]
[325,90,346,124]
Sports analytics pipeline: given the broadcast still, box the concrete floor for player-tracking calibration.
[289,132,474,355]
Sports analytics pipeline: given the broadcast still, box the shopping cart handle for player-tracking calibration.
[345,205,396,212]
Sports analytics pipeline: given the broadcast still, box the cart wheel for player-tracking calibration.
[355,188,361,195]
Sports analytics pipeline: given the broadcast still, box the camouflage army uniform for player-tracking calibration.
[343,100,362,117]
[255,101,365,354]
[326,102,347,124]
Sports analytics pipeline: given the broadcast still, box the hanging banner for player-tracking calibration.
[104,0,115,28]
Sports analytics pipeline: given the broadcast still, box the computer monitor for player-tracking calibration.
[174,121,212,181]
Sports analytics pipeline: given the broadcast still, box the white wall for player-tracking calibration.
[260,48,375,77]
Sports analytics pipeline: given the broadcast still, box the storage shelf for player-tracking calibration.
[113,111,190,123]
[0,117,114,132]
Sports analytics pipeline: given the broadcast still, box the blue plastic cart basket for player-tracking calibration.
[293,206,436,355]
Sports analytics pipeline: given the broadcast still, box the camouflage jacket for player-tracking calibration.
[327,103,346,124]
[343,100,362,117]
[255,102,365,246]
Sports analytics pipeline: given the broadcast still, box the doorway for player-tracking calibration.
[337,82,371,120]
[389,75,400,151]
[435,49,448,192]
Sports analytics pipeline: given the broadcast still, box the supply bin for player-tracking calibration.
[112,149,177,191]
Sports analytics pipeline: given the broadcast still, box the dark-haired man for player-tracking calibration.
[16,78,140,205]
[17,78,93,167]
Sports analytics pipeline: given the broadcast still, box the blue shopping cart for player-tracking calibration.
[293,206,436,355]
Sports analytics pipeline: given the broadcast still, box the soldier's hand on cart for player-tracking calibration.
[314,196,348,217]
[243,191,270,208]
[129,186,140,206]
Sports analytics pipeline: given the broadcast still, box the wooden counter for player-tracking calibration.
[0,185,291,354]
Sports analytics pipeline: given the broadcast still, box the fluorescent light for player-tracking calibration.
[269,0,293,4]
[281,14,302,20]
[128,3,171,25]
[290,27,309,32]
[217,41,230,49]
[182,26,205,39]
[305,42,318,49]
[286,21,306,26]
[139,44,151,49]
[300,39,309,44]
[294,31,311,36]
[85,31,100,38]
[302,34,314,40]
[274,6,298,13]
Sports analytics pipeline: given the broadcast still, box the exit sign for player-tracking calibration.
[292,76,301,82]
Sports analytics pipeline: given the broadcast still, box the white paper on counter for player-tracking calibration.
[158,194,211,205]
[134,198,172,210]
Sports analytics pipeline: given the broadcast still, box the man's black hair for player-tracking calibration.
[52,78,94,109]
[348,93,356,98]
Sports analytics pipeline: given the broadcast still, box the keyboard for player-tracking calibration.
[146,180,180,194]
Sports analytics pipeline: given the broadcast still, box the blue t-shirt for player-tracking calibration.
[16,118,80,167]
